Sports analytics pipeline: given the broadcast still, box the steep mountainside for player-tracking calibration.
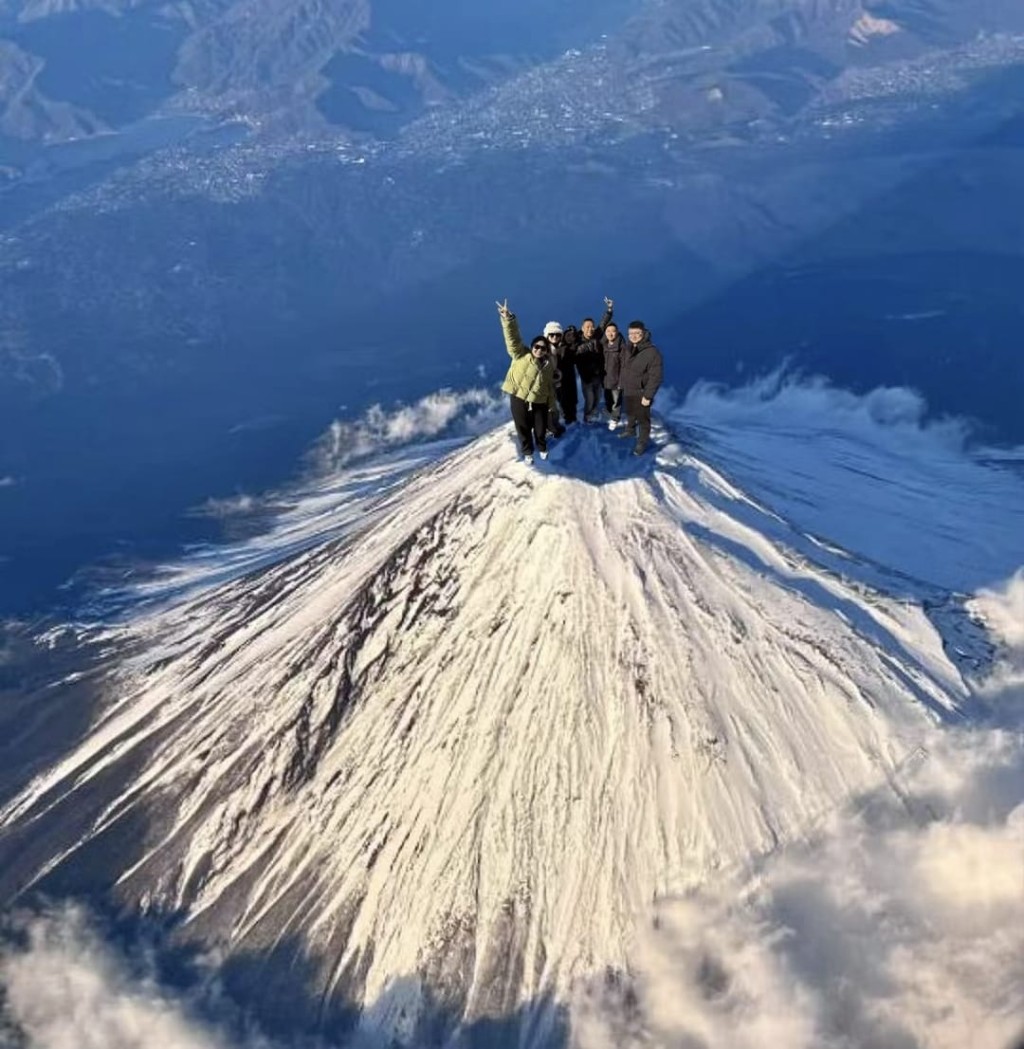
[0,424,971,1043]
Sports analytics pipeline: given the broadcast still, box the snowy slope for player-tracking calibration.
[0,419,978,1044]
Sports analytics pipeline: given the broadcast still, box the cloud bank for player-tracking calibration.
[307,387,504,475]
[969,568,1024,718]
[0,905,245,1049]
[573,723,1024,1049]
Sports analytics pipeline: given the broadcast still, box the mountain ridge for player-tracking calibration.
[0,422,971,1043]
[2,0,1023,145]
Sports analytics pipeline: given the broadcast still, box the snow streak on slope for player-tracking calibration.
[0,415,975,1046]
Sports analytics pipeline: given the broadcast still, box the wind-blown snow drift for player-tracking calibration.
[0,419,983,1045]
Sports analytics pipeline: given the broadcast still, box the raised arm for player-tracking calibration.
[497,299,528,358]
[598,295,614,333]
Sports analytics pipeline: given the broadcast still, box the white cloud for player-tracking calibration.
[969,569,1024,717]
[574,729,1024,1049]
[307,387,504,474]
[191,493,259,520]
[972,569,1024,654]
[0,475,16,489]
[0,906,268,1049]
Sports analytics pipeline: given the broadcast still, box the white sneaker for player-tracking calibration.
[539,450,549,460]
[608,420,618,431]
[524,454,534,465]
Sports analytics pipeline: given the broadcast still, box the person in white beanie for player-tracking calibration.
[543,320,576,430]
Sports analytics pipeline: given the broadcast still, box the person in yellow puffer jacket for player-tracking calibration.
[497,299,558,465]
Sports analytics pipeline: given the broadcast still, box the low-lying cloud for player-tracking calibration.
[573,722,1024,1049]
[0,905,247,1049]
[308,387,504,474]
[970,568,1024,719]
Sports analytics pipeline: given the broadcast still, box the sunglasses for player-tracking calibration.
[546,332,563,340]
[532,344,548,352]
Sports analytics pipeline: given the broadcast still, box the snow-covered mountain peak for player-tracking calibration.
[0,422,971,1044]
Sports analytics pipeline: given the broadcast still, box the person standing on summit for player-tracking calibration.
[575,296,614,423]
[546,321,578,428]
[497,299,557,465]
[602,320,627,429]
[618,320,664,456]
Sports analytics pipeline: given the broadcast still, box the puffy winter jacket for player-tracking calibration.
[601,331,627,389]
[575,306,613,384]
[500,314,557,408]
[619,334,664,401]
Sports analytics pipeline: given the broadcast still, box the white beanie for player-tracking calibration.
[543,321,563,336]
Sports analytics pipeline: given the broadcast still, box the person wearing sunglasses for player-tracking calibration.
[497,299,558,465]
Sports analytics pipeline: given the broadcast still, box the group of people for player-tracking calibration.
[497,297,664,464]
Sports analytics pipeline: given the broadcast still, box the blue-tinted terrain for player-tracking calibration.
[0,0,1023,615]
[363,0,632,54]
[319,0,636,133]
[11,10,183,125]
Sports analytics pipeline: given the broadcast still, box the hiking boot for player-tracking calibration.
[607,420,618,431]
[524,454,534,465]
[539,450,549,460]
[617,430,636,440]
[631,444,647,457]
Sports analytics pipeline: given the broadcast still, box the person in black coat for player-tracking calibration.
[601,320,627,428]
[555,324,581,425]
[576,296,613,423]
[618,320,664,456]
[540,320,574,432]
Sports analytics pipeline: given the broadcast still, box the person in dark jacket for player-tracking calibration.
[576,297,613,423]
[549,321,579,426]
[601,320,627,429]
[618,320,664,456]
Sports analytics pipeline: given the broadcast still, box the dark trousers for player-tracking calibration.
[581,380,603,421]
[604,387,623,420]
[510,395,549,455]
[556,380,578,424]
[624,393,652,450]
